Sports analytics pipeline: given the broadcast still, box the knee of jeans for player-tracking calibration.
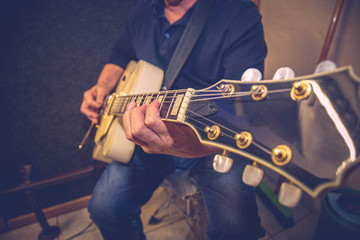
[88,194,139,226]
[88,196,109,225]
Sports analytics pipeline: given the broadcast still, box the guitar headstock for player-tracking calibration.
[183,66,360,207]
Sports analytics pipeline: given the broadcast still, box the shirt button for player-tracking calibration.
[164,32,170,38]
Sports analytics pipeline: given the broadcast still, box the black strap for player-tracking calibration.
[162,0,215,90]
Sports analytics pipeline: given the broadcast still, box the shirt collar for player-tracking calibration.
[151,0,197,26]
[152,0,165,18]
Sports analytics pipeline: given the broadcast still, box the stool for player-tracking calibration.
[148,169,208,240]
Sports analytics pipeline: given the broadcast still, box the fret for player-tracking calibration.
[100,88,194,123]
[109,95,119,115]
[144,93,153,105]
[159,91,170,119]
[170,94,184,116]
[105,89,190,119]
[131,95,137,105]
[120,96,130,113]
[155,92,161,102]
[159,91,167,111]
[166,91,177,120]
[149,93,156,104]
[158,94,164,108]
[151,93,156,102]
[109,96,118,115]
[117,97,124,112]
[120,96,131,114]
[154,92,162,111]
[135,95,144,106]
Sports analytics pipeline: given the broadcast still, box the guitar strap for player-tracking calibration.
[162,0,215,90]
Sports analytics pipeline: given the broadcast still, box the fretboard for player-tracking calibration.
[108,89,194,121]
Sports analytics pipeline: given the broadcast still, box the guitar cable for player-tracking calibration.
[64,220,94,240]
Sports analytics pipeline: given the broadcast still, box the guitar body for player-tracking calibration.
[93,60,164,163]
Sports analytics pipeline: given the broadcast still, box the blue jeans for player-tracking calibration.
[88,146,264,240]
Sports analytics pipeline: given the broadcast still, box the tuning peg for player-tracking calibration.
[314,60,337,73]
[242,163,264,186]
[241,68,262,82]
[272,67,295,80]
[278,182,302,208]
[213,150,233,173]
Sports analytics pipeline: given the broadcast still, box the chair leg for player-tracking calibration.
[148,188,208,240]
[148,194,177,225]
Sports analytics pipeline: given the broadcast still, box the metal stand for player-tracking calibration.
[24,190,60,240]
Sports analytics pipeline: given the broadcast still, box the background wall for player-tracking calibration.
[0,0,134,220]
[0,0,134,189]
[261,0,360,79]
[0,0,359,218]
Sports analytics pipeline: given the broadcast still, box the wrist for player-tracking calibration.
[96,64,124,93]
[96,82,113,94]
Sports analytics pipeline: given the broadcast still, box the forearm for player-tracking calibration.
[81,63,124,123]
[96,63,124,93]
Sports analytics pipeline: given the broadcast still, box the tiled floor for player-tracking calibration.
[0,169,323,240]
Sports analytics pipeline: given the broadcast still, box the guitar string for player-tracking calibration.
[185,109,273,155]
[110,88,291,106]
[108,94,274,157]
[107,88,286,157]
[110,92,250,109]
[109,90,234,113]
[109,88,292,114]
[112,87,291,98]
[111,88,292,102]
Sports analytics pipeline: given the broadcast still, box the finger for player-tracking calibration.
[80,101,99,123]
[123,102,150,147]
[123,102,137,139]
[130,104,160,143]
[83,89,102,110]
[145,100,168,137]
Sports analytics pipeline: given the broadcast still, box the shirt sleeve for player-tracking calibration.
[107,3,138,69]
[222,1,267,80]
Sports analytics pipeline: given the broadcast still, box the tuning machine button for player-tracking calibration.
[241,68,262,82]
[278,182,302,208]
[242,162,263,186]
[272,67,295,80]
[213,150,233,173]
[315,60,337,73]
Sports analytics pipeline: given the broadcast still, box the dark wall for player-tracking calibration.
[0,0,133,189]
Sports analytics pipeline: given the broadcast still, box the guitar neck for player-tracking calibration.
[108,89,194,122]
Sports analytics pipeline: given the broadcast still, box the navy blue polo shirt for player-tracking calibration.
[108,0,267,90]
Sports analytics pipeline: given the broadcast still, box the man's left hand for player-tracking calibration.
[123,100,220,158]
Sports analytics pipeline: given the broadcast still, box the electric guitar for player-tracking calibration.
[91,60,360,207]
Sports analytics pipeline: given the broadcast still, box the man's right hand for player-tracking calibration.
[80,83,111,124]
[80,64,124,124]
